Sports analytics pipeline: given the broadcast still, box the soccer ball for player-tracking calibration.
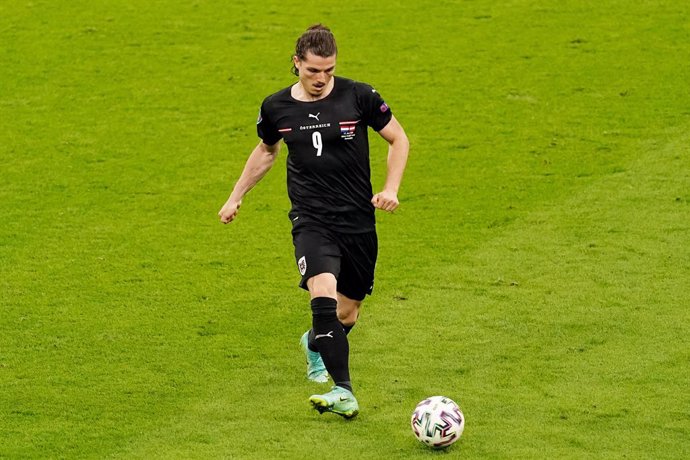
[410,396,465,449]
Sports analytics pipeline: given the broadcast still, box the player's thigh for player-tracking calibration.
[292,226,341,292]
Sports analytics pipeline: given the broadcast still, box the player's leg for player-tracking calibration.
[309,231,377,418]
[306,273,352,392]
[308,228,377,384]
[306,272,360,418]
[334,230,378,336]
[337,293,362,334]
[303,292,360,385]
[307,271,337,298]
[293,227,339,383]
[293,228,359,418]
[306,293,359,347]
[301,289,360,384]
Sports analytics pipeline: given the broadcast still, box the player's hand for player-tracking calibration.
[218,199,242,224]
[371,190,399,212]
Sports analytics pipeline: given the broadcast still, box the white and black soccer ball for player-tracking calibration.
[410,396,465,449]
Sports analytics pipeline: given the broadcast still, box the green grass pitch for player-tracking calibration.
[1,1,689,458]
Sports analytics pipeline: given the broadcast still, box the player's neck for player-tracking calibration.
[291,79,335,102]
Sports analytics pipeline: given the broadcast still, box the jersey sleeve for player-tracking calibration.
[256,100,281,145]
[356,82,393,132]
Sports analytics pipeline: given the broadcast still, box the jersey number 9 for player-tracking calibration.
[312,131,323,157]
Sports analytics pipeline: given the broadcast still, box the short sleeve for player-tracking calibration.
[356,83,393,132]
[256,101,281,145]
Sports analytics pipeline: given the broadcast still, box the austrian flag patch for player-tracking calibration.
[339,120,358,140]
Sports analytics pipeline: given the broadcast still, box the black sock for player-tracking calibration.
[308,322,354,352]
[310,297,351,391]
[307,329,318,352]
[336,381,353,393]
[337,324,353,392]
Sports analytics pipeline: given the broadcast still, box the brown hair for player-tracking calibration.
[292,24,337,76]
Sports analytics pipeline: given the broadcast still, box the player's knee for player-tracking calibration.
[308,273,337,299]
[311,286,335,299]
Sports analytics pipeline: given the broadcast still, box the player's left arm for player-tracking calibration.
[372,115,409,212]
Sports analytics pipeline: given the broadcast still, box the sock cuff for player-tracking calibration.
[311,296,337,308]
[311,297,337,318]
[335,381,353,393]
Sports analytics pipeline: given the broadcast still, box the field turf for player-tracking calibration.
[1,1,689,458]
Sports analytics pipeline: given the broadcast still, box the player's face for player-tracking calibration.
[294,52,336,98]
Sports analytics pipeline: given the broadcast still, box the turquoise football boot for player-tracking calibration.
[309,386,359,419]
[300,331,329,383]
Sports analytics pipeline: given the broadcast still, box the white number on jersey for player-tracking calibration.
[312,131,323,157]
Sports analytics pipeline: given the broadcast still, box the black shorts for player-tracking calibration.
[292,225,378,301]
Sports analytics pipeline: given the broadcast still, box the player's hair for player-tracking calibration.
[292,24,337,76]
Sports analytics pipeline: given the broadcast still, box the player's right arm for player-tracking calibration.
[218,140,281,224]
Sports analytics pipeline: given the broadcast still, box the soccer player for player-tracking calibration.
[218,24,409,419]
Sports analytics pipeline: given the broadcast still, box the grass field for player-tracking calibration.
[2,0,689,458]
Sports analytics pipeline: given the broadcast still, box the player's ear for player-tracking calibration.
[291,55,300,76]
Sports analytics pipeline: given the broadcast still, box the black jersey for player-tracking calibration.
[257,76,393,233]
